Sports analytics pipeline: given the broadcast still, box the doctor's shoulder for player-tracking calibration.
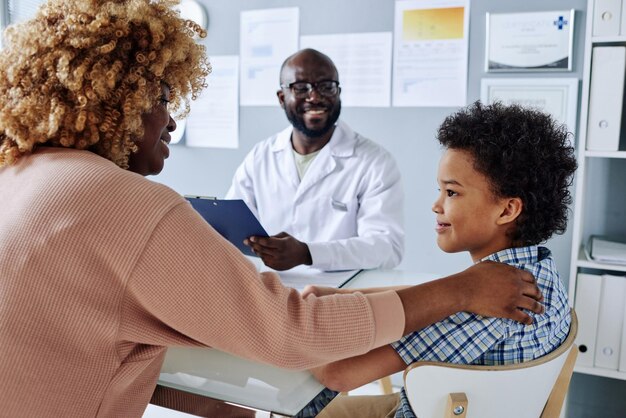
[353,134,400,171]
[242,133,281,165]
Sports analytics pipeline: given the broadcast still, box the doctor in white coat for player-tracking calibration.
[226,49,404,271]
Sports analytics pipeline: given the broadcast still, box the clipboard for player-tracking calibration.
[185,196,268,257]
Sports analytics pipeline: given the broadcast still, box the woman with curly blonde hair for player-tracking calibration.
[0,0,208,170]
[0,1,545,417]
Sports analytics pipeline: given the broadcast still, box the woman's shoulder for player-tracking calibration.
[30,147,184,214]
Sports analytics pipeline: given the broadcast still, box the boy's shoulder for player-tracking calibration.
[483,246,562,294]
[482,245,548,265]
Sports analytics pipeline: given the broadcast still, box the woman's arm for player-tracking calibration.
[122,203,543,369]
[310,345,405,392]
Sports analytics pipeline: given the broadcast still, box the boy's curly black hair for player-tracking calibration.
[437,101,578,246]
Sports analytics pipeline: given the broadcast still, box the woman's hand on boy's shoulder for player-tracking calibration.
[462,261,544,325]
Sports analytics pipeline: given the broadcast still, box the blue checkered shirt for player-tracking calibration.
[295,245,570,418]
[393,245,571,418]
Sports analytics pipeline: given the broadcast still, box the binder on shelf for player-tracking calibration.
[621,0,626,35]
[594,0,622,36]
[620,299,626,372]
[587,47,626,151]
[574,273,603,367]
[594,274,626,370]
[586,235,626,265]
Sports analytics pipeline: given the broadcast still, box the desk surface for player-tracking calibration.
[155,265,438,416]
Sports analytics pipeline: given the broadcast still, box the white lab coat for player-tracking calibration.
[226,121,404,271]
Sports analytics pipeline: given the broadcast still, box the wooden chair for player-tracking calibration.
[403,310,578,418]
[378,375,394,394]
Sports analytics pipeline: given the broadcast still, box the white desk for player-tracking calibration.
[152,267,438,417]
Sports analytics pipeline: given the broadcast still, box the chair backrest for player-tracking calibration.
[403,310,578,418]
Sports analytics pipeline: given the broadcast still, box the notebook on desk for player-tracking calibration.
[185,196,268,257]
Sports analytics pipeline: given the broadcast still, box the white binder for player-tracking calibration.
[587,47,626,151]
[594,0,622,36]
[574,273,603,367]
[594,274,626,370]
[621,0,626,34]
[620,296,626,372]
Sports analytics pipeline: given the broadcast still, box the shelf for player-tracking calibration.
[575,365,626,380]
[576,246,626,273]
[591,35,626,44]
[584,150,626,158]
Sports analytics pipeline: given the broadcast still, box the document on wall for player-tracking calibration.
[186,55,239,149]
[485,10,574,72]
[240,7,299,106]
[300,32,393,107]
[392,0,470,107]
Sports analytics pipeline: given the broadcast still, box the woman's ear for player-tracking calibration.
[496,197,523,226]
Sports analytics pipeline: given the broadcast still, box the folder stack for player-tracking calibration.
[574,273,626,371]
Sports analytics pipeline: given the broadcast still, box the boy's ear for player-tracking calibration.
[496,197,523,226]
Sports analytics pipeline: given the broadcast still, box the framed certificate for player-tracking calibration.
[480,78,579,139]
[486,10,575,72]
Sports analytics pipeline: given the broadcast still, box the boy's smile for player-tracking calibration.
[433,148,517,262]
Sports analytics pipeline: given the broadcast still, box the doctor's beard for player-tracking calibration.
[286,101,341,139]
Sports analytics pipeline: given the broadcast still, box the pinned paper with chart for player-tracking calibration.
[240,7,299,106]
[392,0,470,107]
[300,32,393,107]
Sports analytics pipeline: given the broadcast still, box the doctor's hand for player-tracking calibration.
[245,232,313,271]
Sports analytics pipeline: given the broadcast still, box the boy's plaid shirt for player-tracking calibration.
[393,245,571,418]
[297,245,571,418]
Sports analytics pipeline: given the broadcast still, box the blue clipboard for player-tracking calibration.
[185,196,268,257]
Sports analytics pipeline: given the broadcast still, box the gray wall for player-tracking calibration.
[153,0,626,417]
[156,0,581,279]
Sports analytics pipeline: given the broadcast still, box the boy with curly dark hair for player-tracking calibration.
[303,101,578,418]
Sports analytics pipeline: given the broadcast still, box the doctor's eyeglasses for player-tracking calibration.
[281,80,340,99]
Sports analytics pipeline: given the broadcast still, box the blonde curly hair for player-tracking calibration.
[0,0,210,169]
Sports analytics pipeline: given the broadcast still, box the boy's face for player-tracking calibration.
[433,149,514,262]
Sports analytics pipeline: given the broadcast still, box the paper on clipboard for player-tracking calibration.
[185,196,268,257]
